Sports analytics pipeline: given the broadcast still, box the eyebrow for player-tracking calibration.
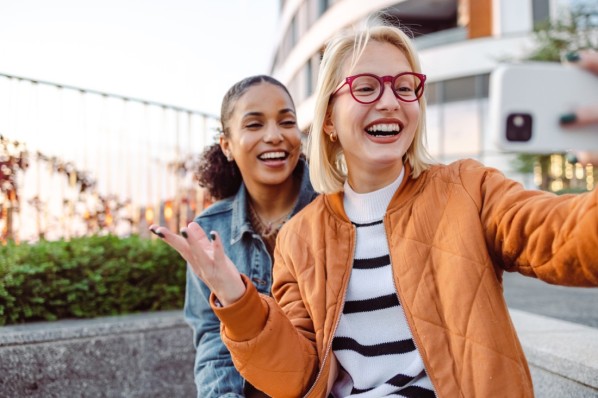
[242,108,296,118]
[279,108,296,116]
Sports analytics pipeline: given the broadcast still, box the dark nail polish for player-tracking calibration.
[566,51,580,62]
[210,232,216,241]
[560,113,577,125]
[180,229,188,239]
[150,228,165,238]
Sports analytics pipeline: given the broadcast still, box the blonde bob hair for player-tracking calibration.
[307,17,434,193]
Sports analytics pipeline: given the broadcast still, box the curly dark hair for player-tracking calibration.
[195,143,242,200]
[195,75,295,200]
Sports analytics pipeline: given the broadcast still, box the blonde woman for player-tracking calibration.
[153,19,598,398]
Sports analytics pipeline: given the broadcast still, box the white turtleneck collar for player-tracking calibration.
[343,167,405,224]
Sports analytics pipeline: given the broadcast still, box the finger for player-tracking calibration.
[575,105,598,125]
[567,50,598,75]
[580,50,598,75]
[186,221,209,240]
[149,224,165,238]
[561,104,598,127]
[184,222,218,269]
[210,231,227,267]
[148,224,191,261]
[206,230,246,305]
[185,222,214,252]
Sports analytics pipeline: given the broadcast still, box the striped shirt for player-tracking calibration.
[331,168,435,398]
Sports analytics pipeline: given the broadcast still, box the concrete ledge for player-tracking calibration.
[510,309,598,397]
[0,311,195,397]
[1,309,596,397]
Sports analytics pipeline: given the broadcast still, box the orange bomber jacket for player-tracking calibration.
[213,159,598,398]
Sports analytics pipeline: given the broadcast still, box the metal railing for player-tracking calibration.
[0,72,220,242]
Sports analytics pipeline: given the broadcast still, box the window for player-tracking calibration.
[533,0,550,25]
[318,0,330,16]
[305,60,313,99]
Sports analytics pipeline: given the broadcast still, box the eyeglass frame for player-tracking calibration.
[331,72,427,104]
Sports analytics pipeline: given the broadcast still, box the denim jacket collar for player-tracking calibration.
[230,180,254,245]
[229,158,316,245]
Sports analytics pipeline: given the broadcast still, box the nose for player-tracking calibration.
[263,122,284,143]
[376,82,400,111]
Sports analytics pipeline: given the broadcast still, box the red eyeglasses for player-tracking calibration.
[332,72,426,104]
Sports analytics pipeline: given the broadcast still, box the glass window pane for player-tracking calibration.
[533,0,550,25]
[478,73,490,98]
[442,99,481,156]
[425,81,439,105]
[444,76,476,103]
[426,104,442,157]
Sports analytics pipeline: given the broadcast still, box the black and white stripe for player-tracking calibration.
[332,170,435,398]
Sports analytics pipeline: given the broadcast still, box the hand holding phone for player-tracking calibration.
[560,50,598,127]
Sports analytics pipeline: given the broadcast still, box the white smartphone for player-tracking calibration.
[489,62,598,153]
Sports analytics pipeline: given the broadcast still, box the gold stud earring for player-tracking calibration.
[329,132,338,143]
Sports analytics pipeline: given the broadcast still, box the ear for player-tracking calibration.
[219,133,231,156]
[323,108,335,136]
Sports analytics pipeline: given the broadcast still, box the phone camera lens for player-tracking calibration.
[506,113,532,142]
[513,115,525,127]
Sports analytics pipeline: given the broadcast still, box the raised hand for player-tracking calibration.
[561,50,598,127]
[149,223,246,306]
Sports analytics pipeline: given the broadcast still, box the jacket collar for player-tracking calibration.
[229,158,316,245]
[229,179,254,245]
[325,162,420,222]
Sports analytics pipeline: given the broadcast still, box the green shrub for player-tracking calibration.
[0,235,186,326]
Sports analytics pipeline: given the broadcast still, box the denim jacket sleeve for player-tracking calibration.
[184,266,244,398]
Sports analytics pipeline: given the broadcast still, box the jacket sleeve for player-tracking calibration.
[460,159,598,286]
[213,272,319,398]
[183,266,244,398]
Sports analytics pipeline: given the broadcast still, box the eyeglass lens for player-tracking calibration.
[351,73,423,103]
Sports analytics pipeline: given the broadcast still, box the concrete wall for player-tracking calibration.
[1,309,597,397]
[0,311,195,397]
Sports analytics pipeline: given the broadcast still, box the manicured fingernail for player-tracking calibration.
[559,113,577,125]
[180,229,188,239]
[565,51,580,62]
[150,228,164,238]
[210,232,217,241]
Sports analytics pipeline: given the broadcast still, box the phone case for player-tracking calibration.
[489,62,598,153]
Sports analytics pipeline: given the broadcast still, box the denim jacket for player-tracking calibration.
[183,159,317,398]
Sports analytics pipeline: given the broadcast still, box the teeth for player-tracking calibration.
[259,151,286,160]
[367,123,401,133]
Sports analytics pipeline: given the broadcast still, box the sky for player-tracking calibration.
[0,0,280,117]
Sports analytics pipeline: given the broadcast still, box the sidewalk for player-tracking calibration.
[510,309,598,397]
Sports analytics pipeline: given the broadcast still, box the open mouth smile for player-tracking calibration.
[365,123,402,137]
[258,151,289,161]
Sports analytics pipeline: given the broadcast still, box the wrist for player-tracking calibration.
[214,274,246,307]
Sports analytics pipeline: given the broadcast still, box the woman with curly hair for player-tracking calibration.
[152,75,317,397]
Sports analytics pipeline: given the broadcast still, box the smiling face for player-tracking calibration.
[220,82,301,192]
[325,41,421,192]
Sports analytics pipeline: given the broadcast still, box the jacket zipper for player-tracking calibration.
[302,224,355,398]
[303,217,439,397]
[384,217,439,398]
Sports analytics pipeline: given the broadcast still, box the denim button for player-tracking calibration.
[251,277,267,286]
